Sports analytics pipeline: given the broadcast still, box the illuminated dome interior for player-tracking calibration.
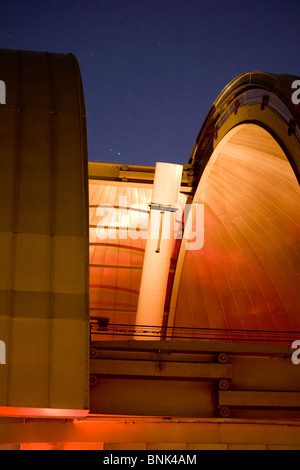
[172,124,300,340]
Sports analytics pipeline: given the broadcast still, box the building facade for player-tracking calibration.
[0,49,299,450]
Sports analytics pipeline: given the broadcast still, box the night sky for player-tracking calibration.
[0,0,299,166]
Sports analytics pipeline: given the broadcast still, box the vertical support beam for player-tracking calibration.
[135,162,182,339]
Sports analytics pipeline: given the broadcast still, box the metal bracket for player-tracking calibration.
[149,203,178,213]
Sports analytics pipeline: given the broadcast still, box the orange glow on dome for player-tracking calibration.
[171,124,300,340]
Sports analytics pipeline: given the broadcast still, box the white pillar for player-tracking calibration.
[135,162,183,339]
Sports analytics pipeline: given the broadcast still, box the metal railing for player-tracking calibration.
[215,89,300,143]
[90,319,299,346]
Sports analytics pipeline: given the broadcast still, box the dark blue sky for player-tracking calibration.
[1,0,299,166]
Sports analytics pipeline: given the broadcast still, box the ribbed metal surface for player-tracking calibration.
[189,72,300,183]
[89,181,150,330]
[0,49,89,410]
[173,124,300,339]
[89,180,186,338]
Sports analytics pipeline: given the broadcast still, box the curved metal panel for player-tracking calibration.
[169,72,300,344]
[170,124,300,343]
[0,49,89,411]
[189,71,300,184]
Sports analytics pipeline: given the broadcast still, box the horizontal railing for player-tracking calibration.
[90,319,299,346]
